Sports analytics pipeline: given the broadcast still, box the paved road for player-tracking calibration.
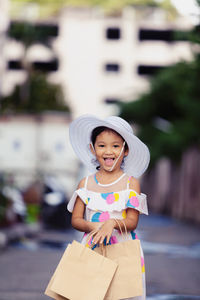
[0,214,200,300]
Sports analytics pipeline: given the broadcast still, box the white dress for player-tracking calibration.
[67,173,148,300]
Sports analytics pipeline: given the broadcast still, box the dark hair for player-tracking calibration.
[91,126,128,151]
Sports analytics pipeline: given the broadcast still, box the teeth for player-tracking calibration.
[104,158,114,160]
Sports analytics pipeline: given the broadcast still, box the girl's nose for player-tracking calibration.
[104,146,112,154]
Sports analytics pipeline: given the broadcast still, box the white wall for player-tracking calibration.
[0,115,78,194]
[1,6,194,117]
[56,6,194,118]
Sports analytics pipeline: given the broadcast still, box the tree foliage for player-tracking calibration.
[1,72,70,114]
[119,0,200,166]
[119,58,200,166]
[4,13,69,114]
[10,0,177,18]
[9,21,57,47]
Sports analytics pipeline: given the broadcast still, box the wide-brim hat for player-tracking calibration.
[69,114,150,178]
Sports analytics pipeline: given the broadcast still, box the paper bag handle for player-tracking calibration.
[86,230,107,256]
[113,218,128,237]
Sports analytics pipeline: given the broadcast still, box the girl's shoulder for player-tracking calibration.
[127,175,140,194]
[77,177,88,189]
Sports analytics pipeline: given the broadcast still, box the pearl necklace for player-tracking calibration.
[94,173,126,187]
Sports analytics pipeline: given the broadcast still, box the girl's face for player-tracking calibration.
[92,130,128,172]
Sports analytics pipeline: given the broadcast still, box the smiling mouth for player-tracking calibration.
[104,158,115,166]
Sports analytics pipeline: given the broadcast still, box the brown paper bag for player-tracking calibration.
[45,245,71,299]
[45,273,67,299]
[48,240,118,300]
[95,221,143,300]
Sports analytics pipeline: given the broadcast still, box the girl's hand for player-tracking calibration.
[91,219,116,245]
[89,222,104,232]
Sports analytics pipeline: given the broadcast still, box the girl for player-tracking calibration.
[67,114,150,300]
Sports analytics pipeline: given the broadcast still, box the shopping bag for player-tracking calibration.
[95,220,143,300]
[49,240,118,300]
[45,273,67,299]
[45,245,71,299]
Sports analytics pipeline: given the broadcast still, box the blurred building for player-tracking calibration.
[57,6,193,118]
[0,0,9,98]
[0,4,195,190]
[0,5,194,117]
[0,113,78,195]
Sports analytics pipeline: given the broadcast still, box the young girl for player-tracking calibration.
[67,114,150,300]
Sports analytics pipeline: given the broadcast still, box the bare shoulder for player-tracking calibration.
[77,177,86,189]
[129,176,141,194]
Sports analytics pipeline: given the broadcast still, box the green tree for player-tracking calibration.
[2,19,70,114]
[119,59,200,166]
[10,0,177,18]
[9,21,56,48]
[118,0,200,166]
[1,71,69,114]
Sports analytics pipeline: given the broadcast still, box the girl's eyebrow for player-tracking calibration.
[96,141,106,144]
[96,140,122,144]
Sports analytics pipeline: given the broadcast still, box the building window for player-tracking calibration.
[104,98,120,104]
[55,142,64,153]
[9,21,59,40]
[32,59,59,72]
[12,139,21,151]
[138,65,165,75]
[8,60,23,70]
[139,29,173,42]
[104,63,120,72]
[106,27,121,40]
[35,23,59,38]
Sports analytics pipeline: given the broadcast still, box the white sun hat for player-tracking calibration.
[69,114,150,178]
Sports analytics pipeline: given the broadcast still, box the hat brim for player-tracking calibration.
[69,114,150,178]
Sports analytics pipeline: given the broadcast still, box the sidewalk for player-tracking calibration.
[0,213,200,299]
[138,214,200,297]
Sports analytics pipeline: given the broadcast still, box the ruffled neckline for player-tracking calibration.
[80,187,143,196]
[67,187,148,215]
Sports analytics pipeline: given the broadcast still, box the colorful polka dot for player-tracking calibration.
[129,196,139,207]
[110,236,118,244]
[99,212,110,222]
[127,191,140,208]
[106,193,115,204]
[114,193,119,202]
[127,199,134,208]
[131,231,139,240]
[101,192,119,204]
[91,211,110,222]
[85,235,97,250]
[129,191,137,198]
[122,210,126,219]
[101,193,112,200]
[85,197,90,205]
[91,212,101,222]
[141,257,145,273]
[87,236,93,245]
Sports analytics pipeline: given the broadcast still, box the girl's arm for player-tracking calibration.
[71,178,102,233]
[92,177,140,245]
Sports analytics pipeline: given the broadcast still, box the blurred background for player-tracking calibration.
[0,0,200,299]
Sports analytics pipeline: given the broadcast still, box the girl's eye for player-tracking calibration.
[113,145,120,148]
[98,144,105,148]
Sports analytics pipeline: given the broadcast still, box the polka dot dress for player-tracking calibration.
[67,174,148,300]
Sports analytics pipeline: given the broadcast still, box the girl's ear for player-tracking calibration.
[90,143,95,155]
[124,147,129,157]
